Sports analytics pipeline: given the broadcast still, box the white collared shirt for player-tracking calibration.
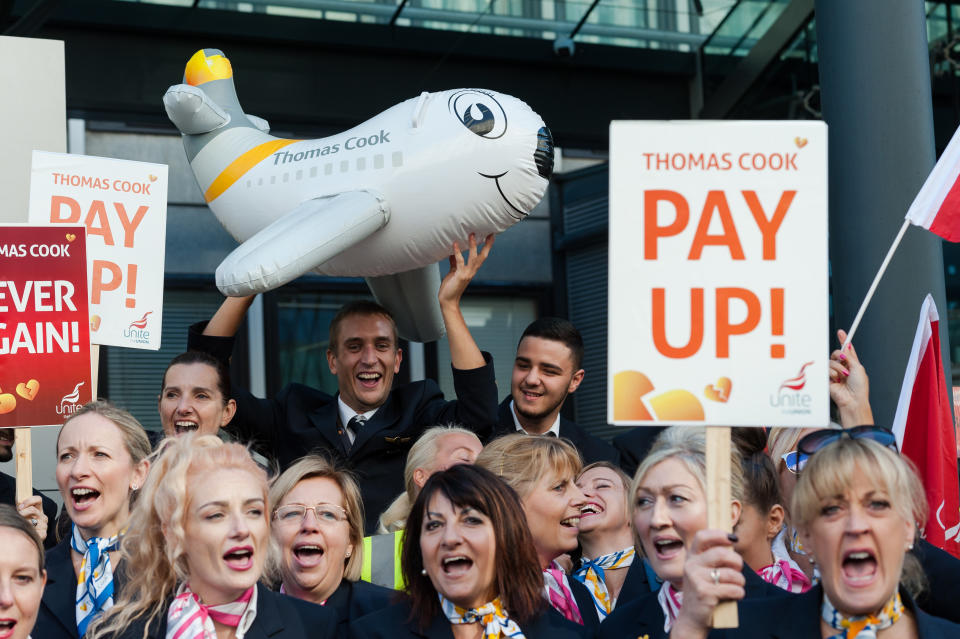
[337,397,379,444]
[510,399,561,437]
[235,583,258,639]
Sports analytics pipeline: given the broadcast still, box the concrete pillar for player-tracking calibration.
[816,0,952,426]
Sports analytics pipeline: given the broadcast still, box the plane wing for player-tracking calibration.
[216,190,389,296]
[366,264,445,343]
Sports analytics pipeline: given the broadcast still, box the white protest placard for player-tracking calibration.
[608,121,829,427]
[28,151,168,350]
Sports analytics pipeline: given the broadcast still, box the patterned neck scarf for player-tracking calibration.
[71,524,121,637]
[782,526,820,585]
[821,590,904,639]
[656,581,683,633]
[166,584,256,639]
[573,546,635,619]
[759,559,812,594]
[543,562,583,625]
[440,594,525,639]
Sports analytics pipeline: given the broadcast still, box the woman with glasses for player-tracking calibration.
[351,463,586,639]
[268,456,392,638]
[671,430,960,638]
[88,436,337,639]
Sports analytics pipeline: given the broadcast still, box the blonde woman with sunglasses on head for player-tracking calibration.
[671,430,960,639]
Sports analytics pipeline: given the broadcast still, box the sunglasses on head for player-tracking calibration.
[780,450,809,475]
[789,425,898,473]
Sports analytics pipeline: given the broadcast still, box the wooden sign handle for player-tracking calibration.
[14,428,32,504]
[705,426,739,628]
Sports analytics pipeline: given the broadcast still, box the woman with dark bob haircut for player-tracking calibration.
[350,464,586,639]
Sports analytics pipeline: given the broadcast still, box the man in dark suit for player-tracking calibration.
[491,318,619,465]
[189,236,498,534]
[612,426,667,477]
[0,428,58,548]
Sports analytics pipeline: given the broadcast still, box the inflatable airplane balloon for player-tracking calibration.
[163,48,554,342]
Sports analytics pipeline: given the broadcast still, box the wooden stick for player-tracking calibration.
[842,219,910,350]
[705,426,738,628]
[14,428,32,504]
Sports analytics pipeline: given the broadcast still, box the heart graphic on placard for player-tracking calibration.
[149,174,157,182]
[16,380,39,401]
[0,393,16,414]
[704,377,732,403]
[65,233,76,242]
[794,137,807,148]
[90,315,101,332]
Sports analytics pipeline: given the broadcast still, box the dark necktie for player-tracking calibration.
[347,415,366,446]
[545,430,557,438]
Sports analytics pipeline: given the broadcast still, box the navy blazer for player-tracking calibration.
[35,537,130,639]
[709,584,960,638]
[611,427,667,477]
[325,578,395,639]
[492,397,620,466]
[911,538,960,623]
[350,600,590,639]
[613,557,657,609]
[567,571,601,633]
[0,470,59,549]
[103,582,338,639]
[599,565,786,639]
[188,323,499,534]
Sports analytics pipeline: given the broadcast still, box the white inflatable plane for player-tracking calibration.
[163,48,554,342]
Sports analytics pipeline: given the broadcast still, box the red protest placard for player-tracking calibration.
[0,225,92,426]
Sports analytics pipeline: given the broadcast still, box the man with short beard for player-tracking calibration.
[491,318,619,465]
[0,428,58,547]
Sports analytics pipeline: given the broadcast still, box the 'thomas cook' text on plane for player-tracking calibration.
[164,48,554,341]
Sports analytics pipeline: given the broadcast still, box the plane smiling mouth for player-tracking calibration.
[479,171,526,220]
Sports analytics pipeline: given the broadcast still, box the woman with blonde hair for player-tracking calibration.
[35,400,151,639]
[0,503,47,639]
[574,461,645,620]
[672,429,960,638]
[599,427,782,639]
[475,434,598,630]
[88,435,336,639]
[377,426,482,533]
[268,455,390,638]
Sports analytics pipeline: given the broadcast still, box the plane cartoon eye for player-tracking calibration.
[449,90,507,139]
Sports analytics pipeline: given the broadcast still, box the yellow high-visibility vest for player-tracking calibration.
[361,529,405,590]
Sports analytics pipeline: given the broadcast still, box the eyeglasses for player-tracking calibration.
[793,426,898,473]
[780,450,810,475]
[273,503,348,526]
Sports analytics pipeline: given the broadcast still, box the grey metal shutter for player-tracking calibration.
[551,164,624,440]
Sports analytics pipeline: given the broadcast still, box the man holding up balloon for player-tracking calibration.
[186,234,499,534]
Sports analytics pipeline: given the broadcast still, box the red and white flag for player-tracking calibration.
[905,125,960,241]
[892,294,960,556]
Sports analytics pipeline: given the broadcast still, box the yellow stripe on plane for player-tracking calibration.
[204,139,299,203]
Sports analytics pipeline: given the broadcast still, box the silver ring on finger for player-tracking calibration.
[711,568,720,585]
[30,518,38,526]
